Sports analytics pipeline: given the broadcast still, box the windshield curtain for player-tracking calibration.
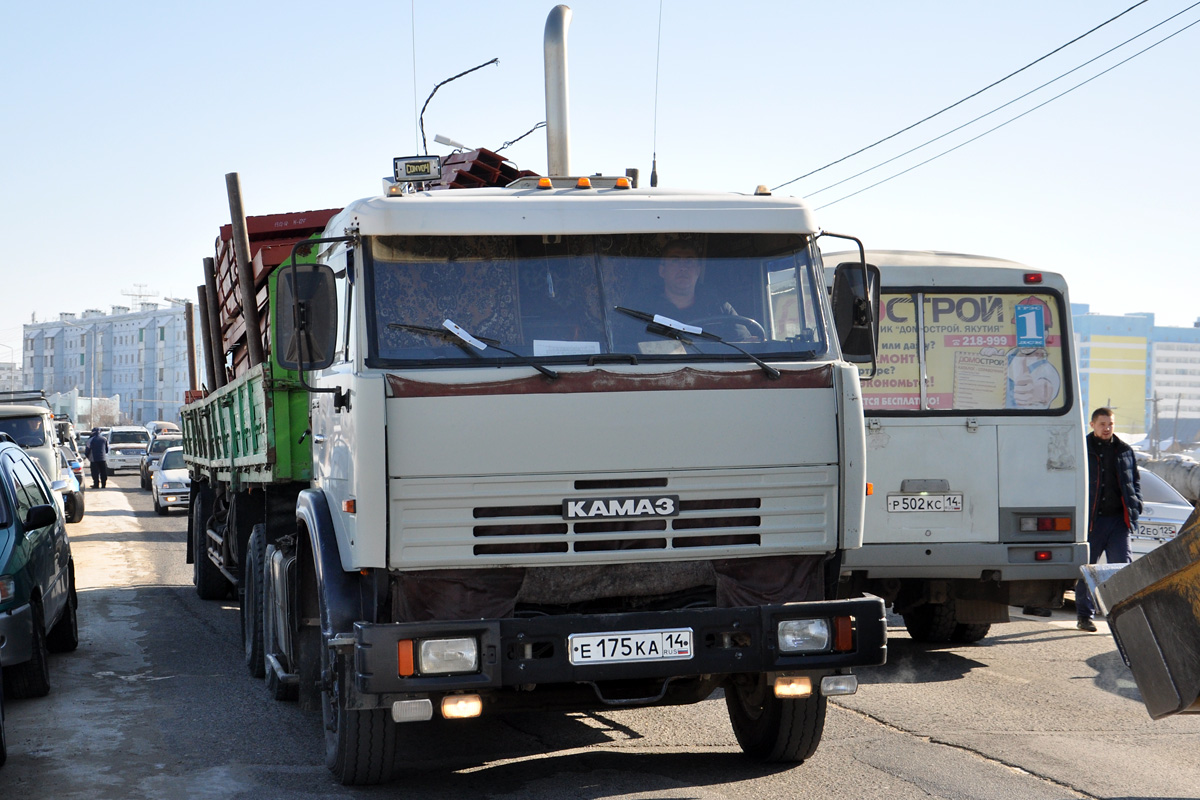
[862,289,1071,414]
[363,233,828,369]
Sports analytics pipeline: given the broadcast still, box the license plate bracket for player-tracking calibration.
[886,493,964,513]
[568,627,693,665]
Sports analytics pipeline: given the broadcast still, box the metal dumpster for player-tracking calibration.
[1082,508,1200,719]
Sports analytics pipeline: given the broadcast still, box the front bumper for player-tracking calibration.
[158,489,191,509]
[108,452,144,470]
[0,602,33,667]
[352,596,887,700]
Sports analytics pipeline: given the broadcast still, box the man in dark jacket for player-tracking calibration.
[86,426,109,489]
[1075,407,1142,631]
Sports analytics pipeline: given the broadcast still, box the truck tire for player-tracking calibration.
[901,601,957,643]
[192,487,228,600]
[242,525,266,679]
[951,622,991,643]
[322,641,397,785]
[6,598,51,699]
[47,561,80,653]
[724,673,827,762]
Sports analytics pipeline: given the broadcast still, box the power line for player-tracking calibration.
[807,0,1200,199]
[772,0,1151,192]
[814,15,1200,210]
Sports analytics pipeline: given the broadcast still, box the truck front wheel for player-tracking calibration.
[321,638,397,785]
[724,673,827,763]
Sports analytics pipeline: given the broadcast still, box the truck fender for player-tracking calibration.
[295,488,363,638]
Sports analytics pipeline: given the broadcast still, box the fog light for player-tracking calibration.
[773,676,812,698]
[392,699,433,723]
[441,694,483,719]
[778,619,830,653]
[821,674,859,696]
[419,637,478,674]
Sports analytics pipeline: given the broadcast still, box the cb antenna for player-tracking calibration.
[650,0,663,187]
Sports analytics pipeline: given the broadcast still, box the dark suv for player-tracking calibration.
[0,434,78,700]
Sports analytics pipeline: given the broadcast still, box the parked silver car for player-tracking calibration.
[1131,467,1194,558]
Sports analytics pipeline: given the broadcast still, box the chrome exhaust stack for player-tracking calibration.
[543,5,572,177]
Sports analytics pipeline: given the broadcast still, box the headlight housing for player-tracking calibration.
[777,618,831,653]
[418,637,478,674]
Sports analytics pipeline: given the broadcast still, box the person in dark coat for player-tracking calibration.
[86,426,109,488]
[1075,407,1142,631]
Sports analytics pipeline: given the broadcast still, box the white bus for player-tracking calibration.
[825,251,1088,642]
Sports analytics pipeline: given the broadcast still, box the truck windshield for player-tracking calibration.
[364,233,828,369]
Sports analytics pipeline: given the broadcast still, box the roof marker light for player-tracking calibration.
[615,177,632,189]
[1023,273,1043,284]
[537,177,554,190]
[575,177,593,189]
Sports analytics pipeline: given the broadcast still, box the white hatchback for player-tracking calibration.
[152,447,191,515]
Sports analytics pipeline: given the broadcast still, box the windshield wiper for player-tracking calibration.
[614,307,780,380]
[389,320,558,380]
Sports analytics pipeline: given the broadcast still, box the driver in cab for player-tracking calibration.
[656,240,737,319]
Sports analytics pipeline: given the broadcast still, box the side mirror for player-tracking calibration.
[276,263,338,371]
[50,479,70,493]
[831,261,880,366]
[25,503,58,530]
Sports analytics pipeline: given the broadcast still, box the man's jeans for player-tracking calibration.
[1075,514,1133,620]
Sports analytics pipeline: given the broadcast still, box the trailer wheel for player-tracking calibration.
[322,637,397,785]
[951,622,991,643]
[724,673,826,762]
[242,525,266,679]
[901,601,957,642]
[5,598,51,699]
[192,486,228,600]
[46,560,79,653]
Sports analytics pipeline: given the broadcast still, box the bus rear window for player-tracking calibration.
[863,291,1068,413]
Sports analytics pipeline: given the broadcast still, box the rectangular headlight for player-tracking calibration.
[419,637,478,674]
[778,619,831,653]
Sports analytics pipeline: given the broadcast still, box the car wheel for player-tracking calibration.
[0,664,7,768]
[47,561,80,653]
[5,598,51,699]
[67,492,85,524]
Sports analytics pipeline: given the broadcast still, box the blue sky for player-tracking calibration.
[3,1,1197,364]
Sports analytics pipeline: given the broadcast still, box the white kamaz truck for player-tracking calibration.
[183,6,887,784]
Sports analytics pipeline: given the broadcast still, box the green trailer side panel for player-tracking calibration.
[182,363,312,487]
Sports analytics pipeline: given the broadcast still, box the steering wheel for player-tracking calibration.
[687,315,766,342]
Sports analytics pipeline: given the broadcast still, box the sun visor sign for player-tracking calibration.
[563,495,680,520]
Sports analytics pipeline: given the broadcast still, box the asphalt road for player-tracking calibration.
[2,473,1198,799]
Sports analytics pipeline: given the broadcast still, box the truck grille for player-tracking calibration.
[391,468,835,568]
